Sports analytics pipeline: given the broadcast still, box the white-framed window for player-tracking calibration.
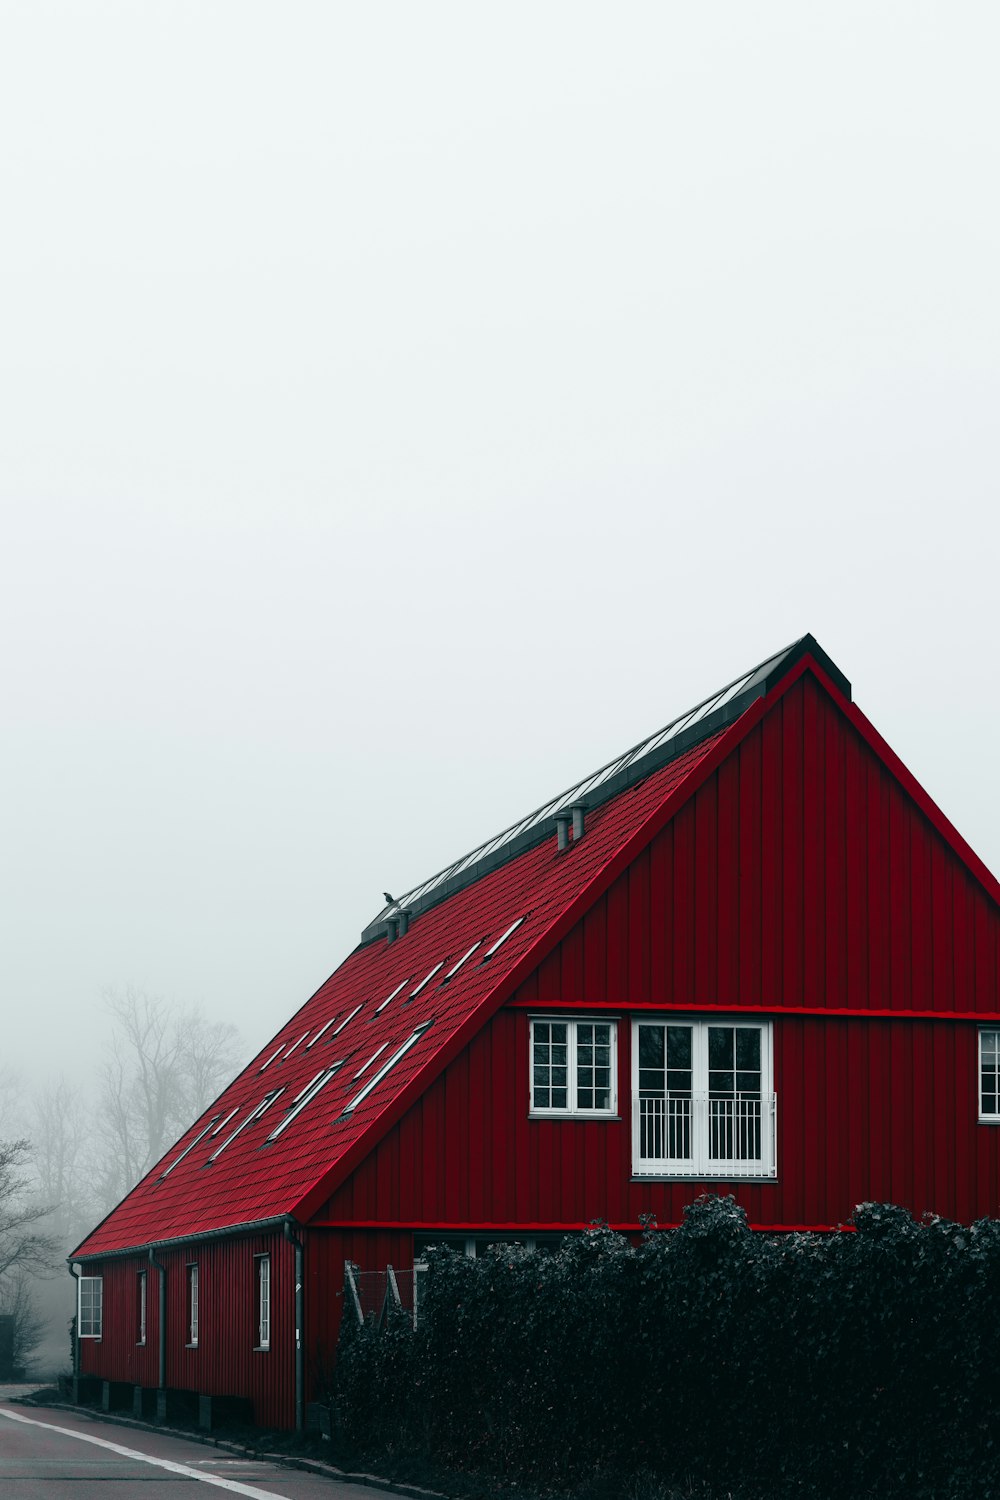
[78,1276,103,1339]
[137,1270,147,1346]
[255,1254,271,1350]
[529,1018,617,1116]
[186,1263,199,1347]
[979,1029,1000,1121]
[632,1018,776,1178]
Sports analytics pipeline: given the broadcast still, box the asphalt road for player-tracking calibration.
[0,1398,410,1499]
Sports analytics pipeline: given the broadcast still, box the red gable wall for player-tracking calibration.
[314,674,1000,1231]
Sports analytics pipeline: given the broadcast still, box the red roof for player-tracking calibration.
[73,730,727,1257]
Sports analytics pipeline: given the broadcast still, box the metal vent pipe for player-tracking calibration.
[398,909,411,937]
[570,803,586,841]
[386,917,399,945]
[555,814,571,852]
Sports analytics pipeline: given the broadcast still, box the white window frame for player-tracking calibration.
[78,1275,103,1339]
[979,1029,1000,1122]
[186,1263,199,1347]
[529,1017,618,1118]
[137,1269,147,1346]
[255,1254,271,1350]
[631,1017,776,1179]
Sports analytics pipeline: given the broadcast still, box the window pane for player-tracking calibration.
[736,1029,761,1070]
[639,1026,664,1071]
[551,1086,568,1109]
[709,1071,735,1096]
[709,1027,734,1070]
[666,1027,691,1069]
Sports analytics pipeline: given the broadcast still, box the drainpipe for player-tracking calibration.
[148,1248,168,1392]
[283,1220,304,1433]
[66,1261,80,1384]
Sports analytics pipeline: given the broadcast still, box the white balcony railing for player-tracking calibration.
[634,1092,777,1177]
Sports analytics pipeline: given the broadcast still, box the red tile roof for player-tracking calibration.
[73,729,728,1258]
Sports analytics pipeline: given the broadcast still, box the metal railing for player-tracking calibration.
[636,1093,777,1176]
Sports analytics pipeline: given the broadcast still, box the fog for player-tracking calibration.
[2,3,999,1093]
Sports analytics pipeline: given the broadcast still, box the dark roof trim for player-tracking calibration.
[70,1214,294,1264]
[360,634,850,944]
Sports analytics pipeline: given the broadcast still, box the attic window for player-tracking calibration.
[208,1090,284,1162]
[265,1065,342,1143]
[258,1045,285,1073]
[376,980,409,1015]
[409,962,444,1000]
[341,1020,434,1117]
[283,1031,310,1061]
[353,1042,389,1080]
[332,1004,363,1036]
[211,1107,239,1136]
[158,1117,220,1182]
[307,1017,337,1049]
[481,917,526,962]
[441,941,481,983]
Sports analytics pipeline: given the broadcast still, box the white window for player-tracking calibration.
[980,1030,1000,1120]
[529,1019,617,1116]
[256,1254,271,1350]
[632,1019,776,1177]
[186,1264,199,1347]
[78,1276,103,1339]
[137,1270,147,1345]
[342,1020,433,1115]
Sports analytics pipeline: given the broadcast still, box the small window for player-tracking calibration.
[306,1017,336,1049]
[78,1276,103,1339]
[482,917,526,961]
[980,1030,1000,1120]
[332,1004,363,1036]
[255,1254,271,1350]
[137,1270,147,1345]
[342,1020,434,1116]
[410,962,444,1000]
[441,941,481,983]
[530,1019,617,1116]
[158,1116,220,1181]
[186,1264,199,1347]
[353,1043,389,1080]
[376,981,409,1015]
[258,1043,285,1072]
[265,1066,341,1142]
[208,1090,283,1161]
[283,1030,310,1061]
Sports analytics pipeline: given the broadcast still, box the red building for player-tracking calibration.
[71,634,1000,1429]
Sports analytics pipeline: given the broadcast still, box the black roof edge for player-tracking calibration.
[69,1214,295,1264]
[359,635,850,946]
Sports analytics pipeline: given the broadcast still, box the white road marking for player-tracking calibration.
[0,1408,289,1497]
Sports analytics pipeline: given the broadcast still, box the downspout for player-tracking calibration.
[283,1219,304,1434]
[66,1261,80,1383]
[148,1249,168,1392]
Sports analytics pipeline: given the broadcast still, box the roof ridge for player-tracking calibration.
[360,634,849,943]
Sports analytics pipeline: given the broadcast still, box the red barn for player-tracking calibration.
[71,634,1000,1430]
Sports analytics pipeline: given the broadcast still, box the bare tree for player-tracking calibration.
[28,1078,90,1250]
[0,1268,48,1370]
[89,987,242,1216]
[0,1139,57,1282]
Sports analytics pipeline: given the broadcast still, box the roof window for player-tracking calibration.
[265,1066,342,1143]
[307,1017,337,1049]
[332,1004,363,1036]
[353,1042,389,1080]
[258,1045,285,1073]
[211,1107,239,1136]
[375,980,410,1015]
[208,1090,284,1162]
[409,962,444,1000]
[283,1030,310,1061]
[158,1116,219,1182]
[441,941,481,983]
[341,1020,434,1117]
[481,917,526,961]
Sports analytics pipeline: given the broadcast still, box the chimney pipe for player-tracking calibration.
[555,814,571,852]
[569,803,587,841]
[398,908,411,937]
[386,917,399,945]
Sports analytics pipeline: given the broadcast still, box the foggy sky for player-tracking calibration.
[2,3,999,1090]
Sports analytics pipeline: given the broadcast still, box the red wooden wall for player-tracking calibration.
[79,1229,295,1428]
[313,675,1000,1233]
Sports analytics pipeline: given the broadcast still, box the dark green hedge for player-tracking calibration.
[332,1197,1000,1498]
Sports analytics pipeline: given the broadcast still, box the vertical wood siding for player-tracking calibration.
[315,677,1000,1232]
[79,1229,294,1427]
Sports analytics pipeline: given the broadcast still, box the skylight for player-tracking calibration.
[211,1107,238,1136]
[283,1030,310,1061]
[409,962,444,1000]
[482,917,526,961]
[265,1066,342,1143]
[341,1021,433,1117]
[208,1090,284,1162]
[353,1042,389,1080]
[375,980,409,1015]
[258,1045,284,1073]
[306,1017,337,1049]
[158,1116,219,1182]
[441,941,481,983]
[332,1004,363,1036]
